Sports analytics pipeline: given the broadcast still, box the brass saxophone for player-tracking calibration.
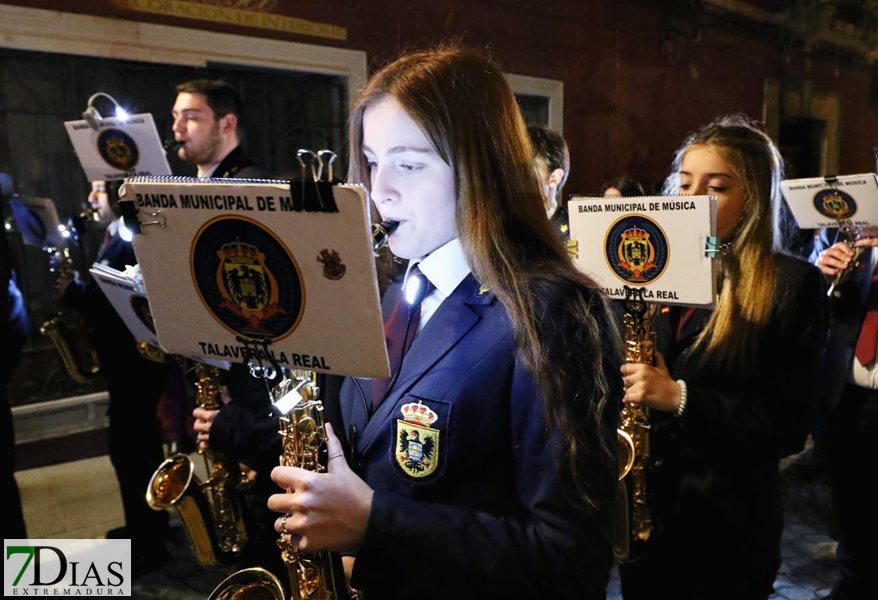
[371,219,398,254]
[41,208,101,383]
[209,370,353,600]
[208,567,286,600]
[614,289,656,562]
[146,362,251,567]
[274,370,352,600]
[827,220,866,298]
[210,219,394,600]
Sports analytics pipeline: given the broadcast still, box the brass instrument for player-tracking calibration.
[827,220,865,298]
[614,288,656,563]
[208,568,286,600]
[210,218,393,599]
[146,362,250,567]
[274,370,350,599]
[371,220,398,254]
[209,370,353,600]
[137,341,168,363]
[41,208,101,383]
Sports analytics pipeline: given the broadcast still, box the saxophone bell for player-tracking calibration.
[146,453,237,568]
[146,363,251,568]
[40,308,101,383]
[208,567,286,600]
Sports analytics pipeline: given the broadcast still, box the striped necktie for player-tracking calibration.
[372,266,433,409]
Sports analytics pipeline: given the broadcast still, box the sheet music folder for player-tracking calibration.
[89,263,161,348]
[780,173,878,229]
[64,113,172,182]
[567,195,718,307]
[118,176,390,379]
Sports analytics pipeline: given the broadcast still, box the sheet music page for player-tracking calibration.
[64,113,172,182]
[89,263,162,347]
[780,173,878,229]
[120,179,389,378]
[568,195,717,307]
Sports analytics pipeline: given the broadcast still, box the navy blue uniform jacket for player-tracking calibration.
[342,274,620,600]
[810,228,872,409]
[619,252,828,599]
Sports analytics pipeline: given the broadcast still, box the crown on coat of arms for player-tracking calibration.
[400,401,438,427]
[620,227,650,242]
[219,241,260,264]
[822,192,846,208]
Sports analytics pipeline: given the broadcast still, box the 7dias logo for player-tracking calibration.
[4,539,131,596]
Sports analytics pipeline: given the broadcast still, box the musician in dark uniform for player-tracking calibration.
[169,77,275,464]
[527,124,571,242]
[618,116,828,599]
[170,77,293,585]
[60,180,171,576]
[170,78,275,459]
[267,45,623,600]
[600,175,645,197]
[812,227,878,599]
[1,176,30,540]
[170,79,270,180]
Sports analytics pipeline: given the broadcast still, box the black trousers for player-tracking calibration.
[105,360,171,556]
[824,383,878,599]
[2,389,26,539]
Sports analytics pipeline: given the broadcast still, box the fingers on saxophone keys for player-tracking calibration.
[277,513,291,535]
[276,514,305,547]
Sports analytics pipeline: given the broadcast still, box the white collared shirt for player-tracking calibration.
[106,218,120,238]
[198,163,219,178]
[404,238,471,330]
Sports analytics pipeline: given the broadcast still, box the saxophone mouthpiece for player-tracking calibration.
[163,139,184,154]
[79,206,99,222]
[372,220,399,252]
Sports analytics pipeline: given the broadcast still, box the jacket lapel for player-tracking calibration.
[356,275,491,454]
[213,146,253,179]
[677,306,709,343]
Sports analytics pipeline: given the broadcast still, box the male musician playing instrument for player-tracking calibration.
[60,180,172,577]
[170,78,274,460]
[812,228,878,599]
[170,78,294,584]
[171,79,270,179]
[170,77,273,459]
[527,124,570,242]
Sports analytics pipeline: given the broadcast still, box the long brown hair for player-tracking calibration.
[348,44,622,507]
[663,114,785,372]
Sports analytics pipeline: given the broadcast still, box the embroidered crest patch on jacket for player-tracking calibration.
[395,401,440,478]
